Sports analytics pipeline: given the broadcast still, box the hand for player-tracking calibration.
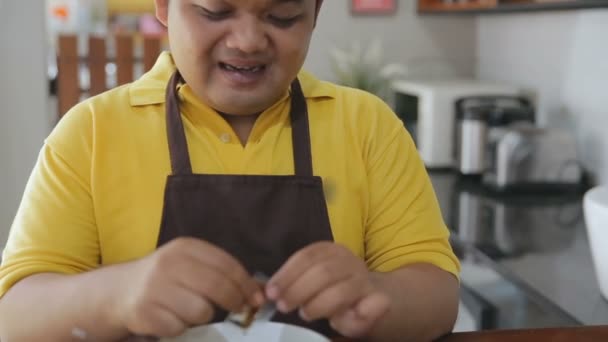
[265,242,390,338]
[114,237,264,338]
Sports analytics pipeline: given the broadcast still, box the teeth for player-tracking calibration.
[222,63,263,72]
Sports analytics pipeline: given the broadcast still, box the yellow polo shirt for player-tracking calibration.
[0,52,459,297]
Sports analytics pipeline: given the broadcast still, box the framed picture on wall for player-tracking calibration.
[351,0,398,15]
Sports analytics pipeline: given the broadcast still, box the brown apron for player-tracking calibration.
[156,71,337,336]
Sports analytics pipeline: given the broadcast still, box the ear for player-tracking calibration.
[155,0,169,27]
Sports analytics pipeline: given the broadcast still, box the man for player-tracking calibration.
[0,0,460,341]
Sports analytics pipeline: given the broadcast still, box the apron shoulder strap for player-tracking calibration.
[164,72,314,177]
[165,71,193,175]
[290,79,314,177]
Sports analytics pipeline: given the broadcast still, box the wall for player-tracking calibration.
[89,0,480,81]
[107,0,155,14]
[0,0,50,247]
[477,10,608,185]
[305,0,477,80]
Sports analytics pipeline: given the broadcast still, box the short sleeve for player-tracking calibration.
[0,105,100,298]
[363,99,460,277]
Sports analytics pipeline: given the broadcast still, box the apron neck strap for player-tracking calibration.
[289,78,314,177]
[165,71,313,177]
[165,71,193,175]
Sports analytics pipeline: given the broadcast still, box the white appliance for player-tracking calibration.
[392,79,520,169]
[584,186,608,300]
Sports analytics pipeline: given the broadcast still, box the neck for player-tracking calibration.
[220,112,261,146]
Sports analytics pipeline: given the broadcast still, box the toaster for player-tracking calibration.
[483,125,583,191]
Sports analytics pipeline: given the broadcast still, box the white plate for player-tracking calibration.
[159,322,330,342]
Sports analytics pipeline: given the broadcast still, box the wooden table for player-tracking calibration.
[334,325,608,341]
[438,326,608,341]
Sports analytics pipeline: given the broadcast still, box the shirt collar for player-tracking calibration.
[129,51,335,107]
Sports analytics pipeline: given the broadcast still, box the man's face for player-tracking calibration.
[155,0,318,116]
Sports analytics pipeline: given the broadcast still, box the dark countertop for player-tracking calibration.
[429,171,608,328]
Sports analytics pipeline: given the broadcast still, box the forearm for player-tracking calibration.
[0,264,132,341]
[368,264,459,342]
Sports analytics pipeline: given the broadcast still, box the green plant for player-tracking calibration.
[329,39,407,101]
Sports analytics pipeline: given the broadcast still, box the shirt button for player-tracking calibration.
[220,133,231,143]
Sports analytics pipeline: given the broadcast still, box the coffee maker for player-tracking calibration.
[453,96,583,192]
[392,80,521,169]
[454,96,536,176]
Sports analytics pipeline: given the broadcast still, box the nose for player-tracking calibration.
[225,16,269,54]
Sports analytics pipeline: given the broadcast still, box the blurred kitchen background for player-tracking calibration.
[1,0,607,333]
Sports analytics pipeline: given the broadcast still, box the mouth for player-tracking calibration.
[219,62,267,74]
[217,61,269,87]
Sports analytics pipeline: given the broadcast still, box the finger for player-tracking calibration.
[277,259,357,313]
[176,238,264,306]
[330,309,370,339]
[129,306,188,338]
[158,283,215,326]
[121,336,157,342]
[267,242,340,300]
[168,260,247,313]
[299,275,368,321]
[355,291,390,321]
[330,292,390,338]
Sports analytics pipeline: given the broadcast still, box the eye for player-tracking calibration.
[268,14,301,28]
[195,5,231,21]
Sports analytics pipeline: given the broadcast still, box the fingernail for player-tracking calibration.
[277,300,289,313]
[266,285,280,300]
[254,292,265,306]
[299,308,310,322]
[329,319,338,331]
[71,327,88,340]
